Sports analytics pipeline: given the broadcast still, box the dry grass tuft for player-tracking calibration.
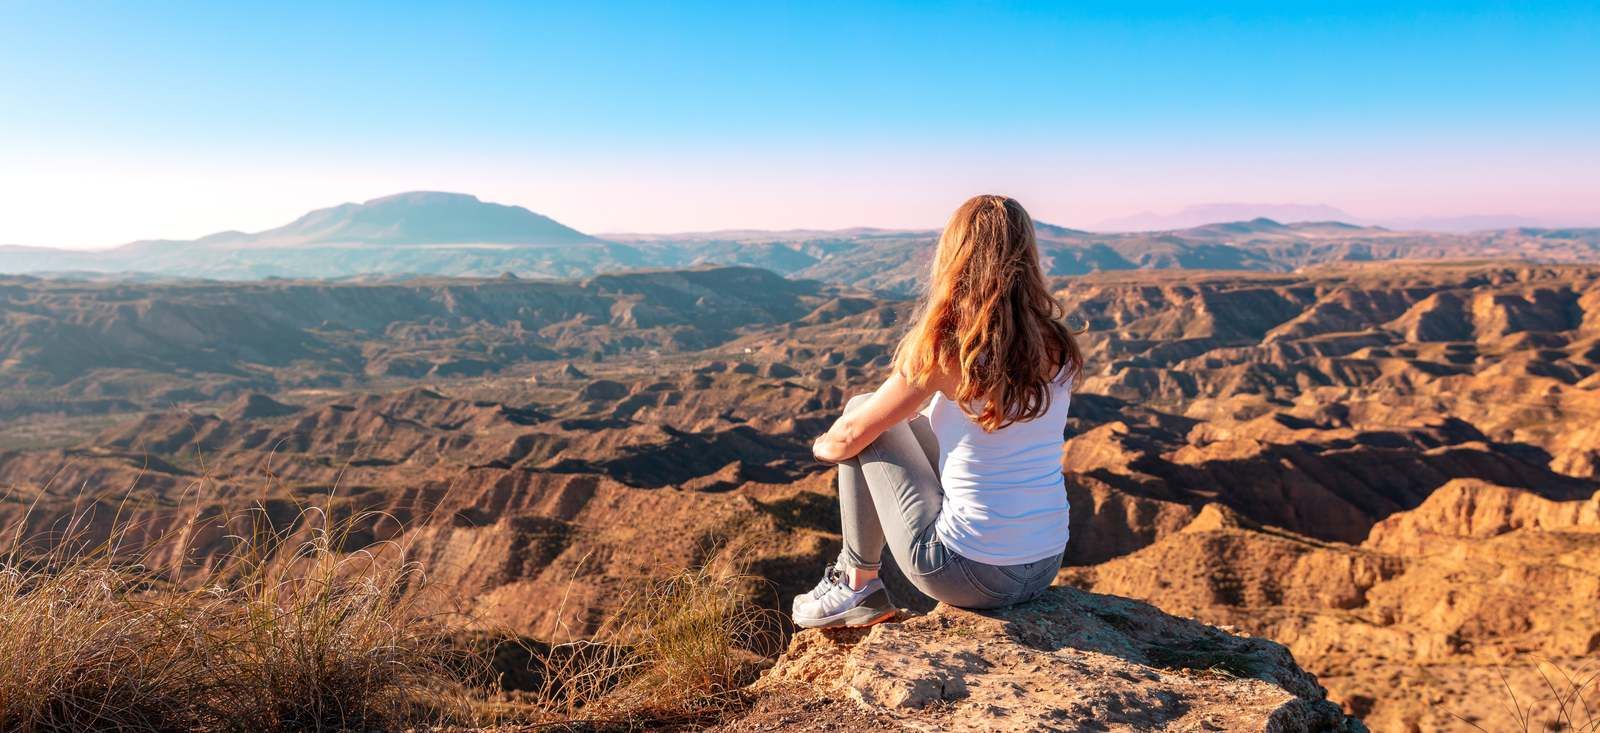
[0,560,216,731]
[198,507,482,731]
[0,479,784,731]
[525,544,783,727]
[0,498,486,733]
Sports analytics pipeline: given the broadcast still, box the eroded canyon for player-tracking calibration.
[1,260,1596,729]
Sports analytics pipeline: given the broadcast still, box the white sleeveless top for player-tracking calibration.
[927,376,1071,565]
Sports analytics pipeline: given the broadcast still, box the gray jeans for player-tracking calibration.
[836,399,1059,610]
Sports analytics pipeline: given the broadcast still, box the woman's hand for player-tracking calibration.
[810,373,935,464]
[812,431,851,464]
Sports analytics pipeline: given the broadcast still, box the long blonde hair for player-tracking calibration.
[893,195,1082,431]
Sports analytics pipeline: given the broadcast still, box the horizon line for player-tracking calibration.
[7,190,1600,253]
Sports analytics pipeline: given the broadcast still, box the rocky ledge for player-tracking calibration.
[730,586,1364,732]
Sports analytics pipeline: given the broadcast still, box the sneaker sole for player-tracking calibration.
[794,605,897,629]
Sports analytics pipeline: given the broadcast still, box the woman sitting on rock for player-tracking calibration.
[795,194,1082,628]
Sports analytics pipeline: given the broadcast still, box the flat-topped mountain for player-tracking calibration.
[139,191,598,250]
[0,191,617,279]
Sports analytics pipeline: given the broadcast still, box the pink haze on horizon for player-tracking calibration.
[3,144,1598,250]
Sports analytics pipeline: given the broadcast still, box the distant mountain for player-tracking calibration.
[1096,204,1357,232]
[1034,221,1093,238]
[120,191,596,253]
[1096,203,1590,234]
[1176,217,1292,237]
[0,192,617,279]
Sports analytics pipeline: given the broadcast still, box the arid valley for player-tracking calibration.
[3,195,1599,731]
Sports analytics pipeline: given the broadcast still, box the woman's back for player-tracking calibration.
[927,376,1071,566]
[796,194,1081,629]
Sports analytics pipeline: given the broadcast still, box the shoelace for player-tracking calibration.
[807,563,845,599]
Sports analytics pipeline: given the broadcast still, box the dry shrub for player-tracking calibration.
[1454,660,1600,733]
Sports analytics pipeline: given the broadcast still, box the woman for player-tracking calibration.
[794,194,1082,629]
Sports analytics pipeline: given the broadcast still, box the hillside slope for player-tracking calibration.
[1063,485,1600,731]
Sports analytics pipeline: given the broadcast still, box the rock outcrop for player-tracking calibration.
[739,587,1361,732]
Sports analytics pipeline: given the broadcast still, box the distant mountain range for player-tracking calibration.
[1096,203,1556,233]
[1095,204,1359,231]
[2,191,1597,291]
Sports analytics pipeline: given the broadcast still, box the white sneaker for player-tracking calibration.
[792,564,896,629]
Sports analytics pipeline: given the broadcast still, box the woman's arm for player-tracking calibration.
[812,371,936,463]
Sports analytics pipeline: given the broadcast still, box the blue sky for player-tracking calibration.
[1,1,1597,247]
